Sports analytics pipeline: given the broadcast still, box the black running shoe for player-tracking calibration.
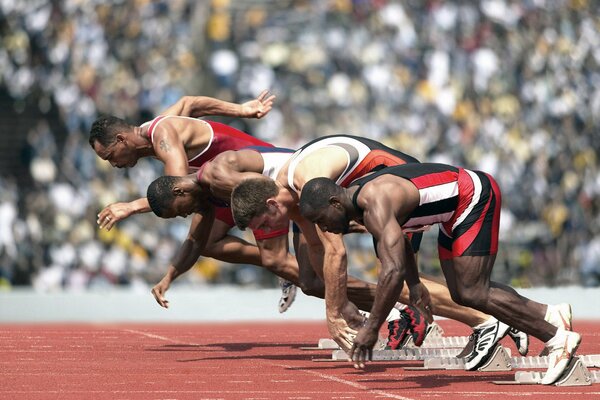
[385,318,410,350]
[464,320,509,370]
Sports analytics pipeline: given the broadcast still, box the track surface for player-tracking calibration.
[0,320,598,400]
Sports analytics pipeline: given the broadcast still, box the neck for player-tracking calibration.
[135,125,155,157]
[343,186,362,221]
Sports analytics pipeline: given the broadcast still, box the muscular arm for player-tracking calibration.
[362,200,409,331]
[204,150,266,198]
[151,209,215,307]
[160,90,275,119]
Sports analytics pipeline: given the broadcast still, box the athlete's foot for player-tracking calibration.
[539,303,573,356]
[402,306,428,347]
[463,319,510,370]
[508,327,529,356]
[385,318,410,350]
[541,329,581,385]
[278,278,297,313]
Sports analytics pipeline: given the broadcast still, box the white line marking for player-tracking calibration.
[266,362,414,400]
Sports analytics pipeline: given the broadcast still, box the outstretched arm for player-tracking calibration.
[151,208,215,308]
[161,90,275,119]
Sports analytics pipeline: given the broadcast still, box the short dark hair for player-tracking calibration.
[231,178,279,229]
[89,115,132,148]
[147,176,181,218]
[299,177,342,217]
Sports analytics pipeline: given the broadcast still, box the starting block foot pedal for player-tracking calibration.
[493,357,598,386]
[478,345,512,372]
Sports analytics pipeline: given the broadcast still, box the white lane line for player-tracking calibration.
[266,361,414,400]
[121,329,193,345]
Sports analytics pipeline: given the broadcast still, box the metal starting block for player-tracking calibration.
[421,345,600,371]
[493,357,600,386]
[420,345,512,371]
[329,347,462,361]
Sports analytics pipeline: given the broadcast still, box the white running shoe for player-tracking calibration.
[278,278,297,313]
[463,319,510,370]
[541,330,581,385]
[507,327,529,356]
[539,303,573,356]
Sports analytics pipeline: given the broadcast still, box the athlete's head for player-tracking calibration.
[231,178,288,232]
[299,177,350,234]
[89,115,139,168]
[147,175,200,218]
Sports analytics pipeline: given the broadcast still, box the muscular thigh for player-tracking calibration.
[442,255,495,294]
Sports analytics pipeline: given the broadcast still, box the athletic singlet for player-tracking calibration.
[350,163,461,231]
[142,115,271,170]
[286,135,419,194]
[348,162,502,259]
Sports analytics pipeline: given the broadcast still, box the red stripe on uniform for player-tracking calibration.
[410,171,457,189]
[340,150,408,187]
[488,173,501,254]
[453,187,492,256]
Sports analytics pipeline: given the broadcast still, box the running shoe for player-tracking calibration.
[402,306,428,346]
[541,330,581,385]
[463,320,510,370]
[385,317,410,350]
[540,303,573,356]
[385,306,428,349]
[278,278,297,313]
[507,327,529,356]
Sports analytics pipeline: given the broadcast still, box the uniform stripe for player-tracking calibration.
[452,169,481,231]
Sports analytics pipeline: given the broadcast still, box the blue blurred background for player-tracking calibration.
[0,0,598,297]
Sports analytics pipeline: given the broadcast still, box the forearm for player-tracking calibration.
[403,237,421,287]
[182,96,243,118]
[322,249,350,317]
[365,262,404,331]
[169,238,203,279]
[129,198,151,214]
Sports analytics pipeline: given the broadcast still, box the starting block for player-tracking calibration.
[493,357,600,386]
[420,345,600,371]
[419,345,512,371]
[329,347,462,362]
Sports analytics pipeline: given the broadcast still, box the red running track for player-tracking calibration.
[0,320,598,400]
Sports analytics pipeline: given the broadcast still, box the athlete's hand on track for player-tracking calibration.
[151,277,171,308]
[409,281,433,323]
[327,314,358,356]
[97,202,135,231]
[240,90,276,119]
[349,326,379,370]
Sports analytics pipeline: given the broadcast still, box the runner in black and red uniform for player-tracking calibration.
[297,163,580,383]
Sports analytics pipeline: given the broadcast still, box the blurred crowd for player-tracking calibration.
[0,0,599,292]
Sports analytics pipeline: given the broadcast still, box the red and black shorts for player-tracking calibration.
[437,168,501,260]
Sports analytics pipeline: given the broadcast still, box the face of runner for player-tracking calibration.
[159,193,203,219]
[93,134,138,169]
[302,202,350,234]
[247,203,289,233]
